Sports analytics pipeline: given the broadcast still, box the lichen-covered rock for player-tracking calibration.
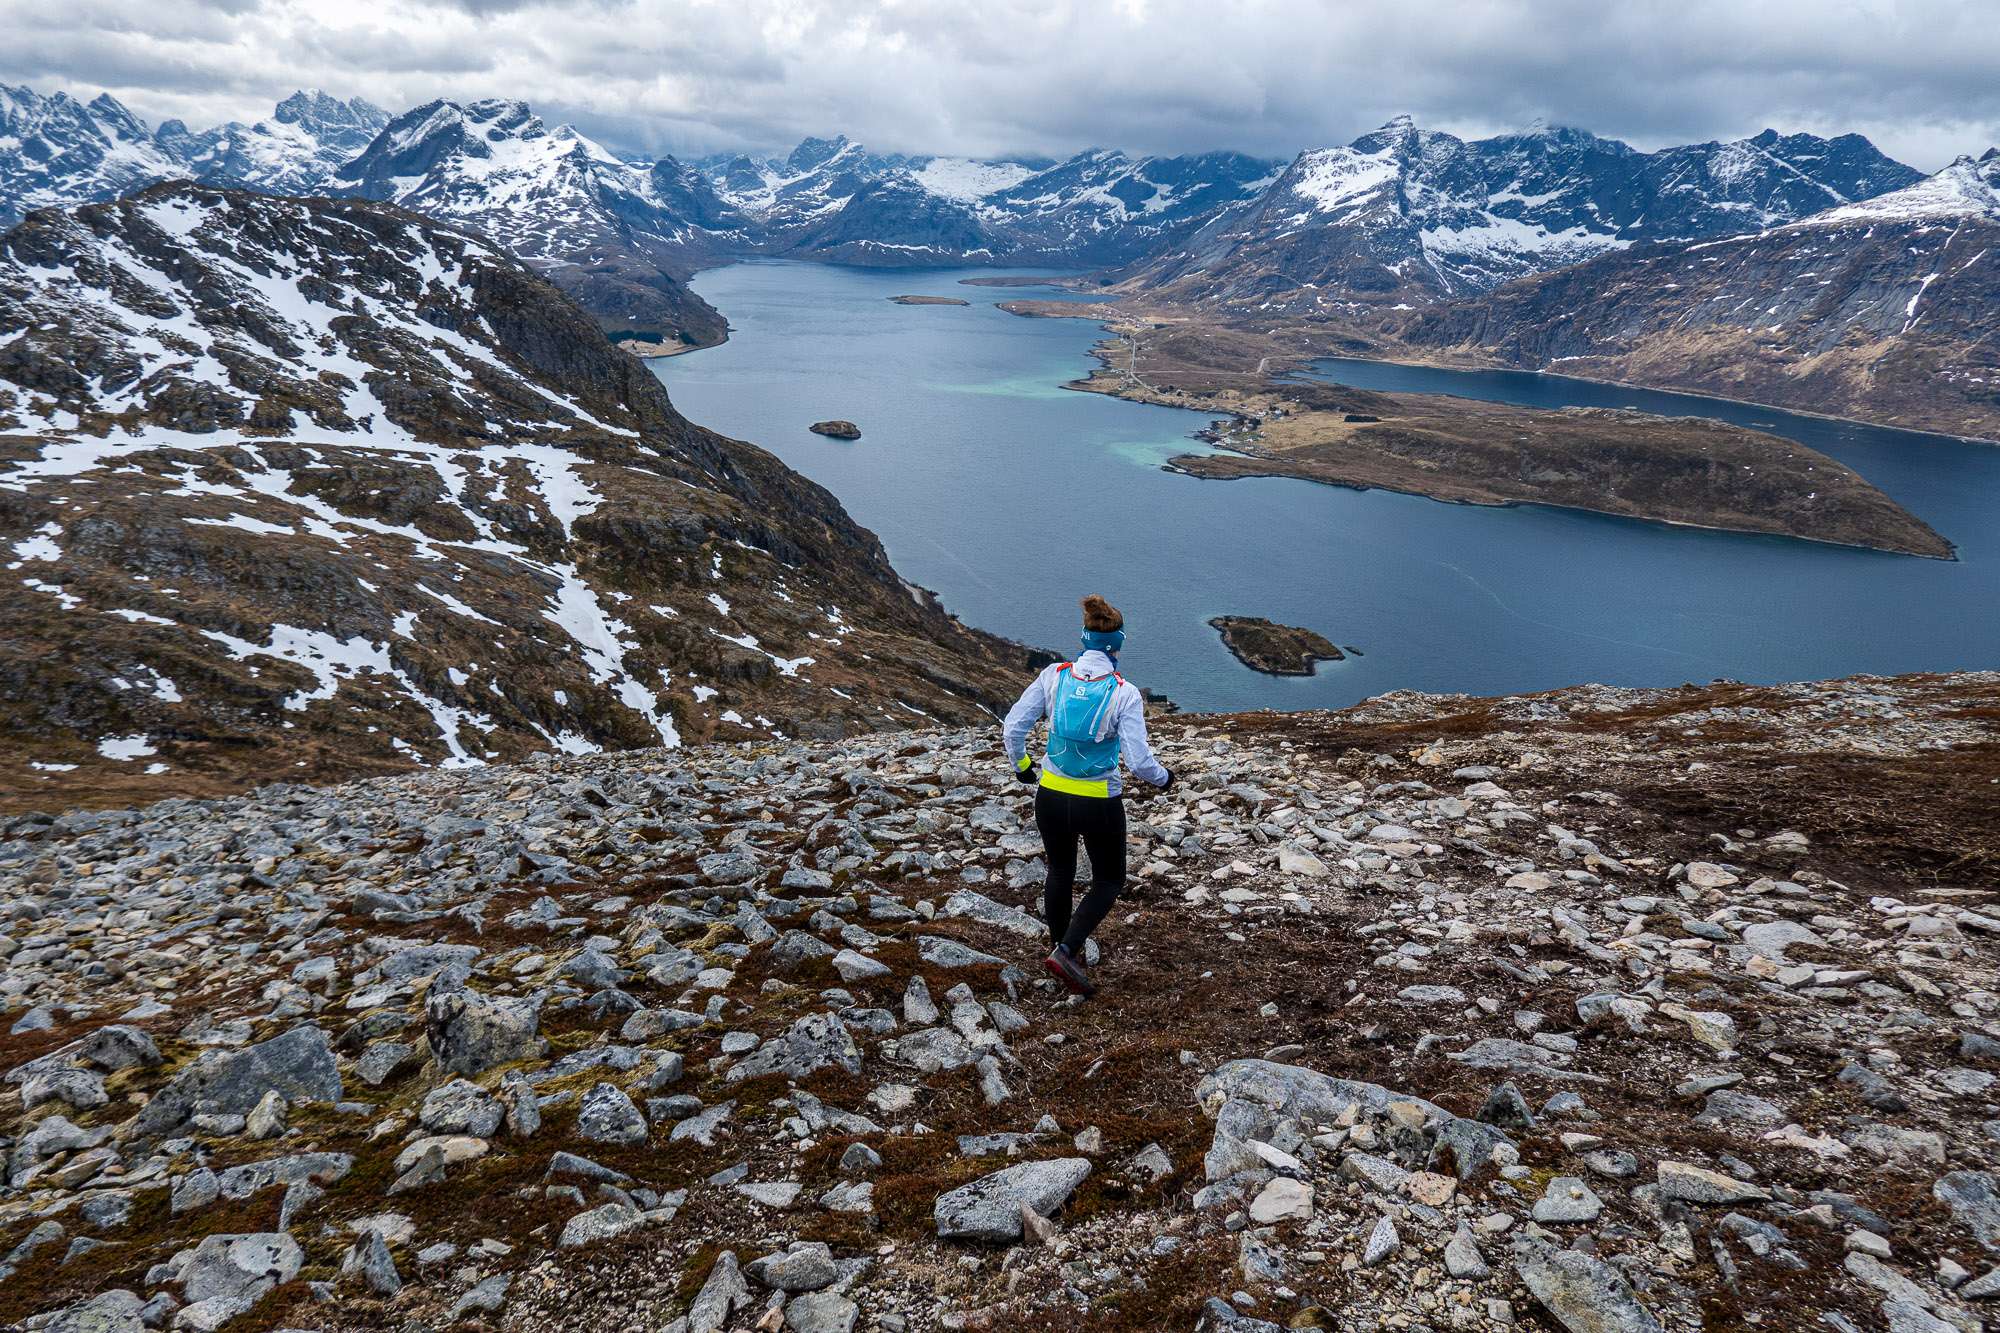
[176,1232,303,1328]
[576,1082,648,1145]
[133,1027,339,1137]
[935,1158,1091,1242]
[425,990,546,1078]
[726,1013,861,1083]
[419,1078,504,1138]
[1512,1237,1663,1332]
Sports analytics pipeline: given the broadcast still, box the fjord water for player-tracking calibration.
[655,262,2000,714]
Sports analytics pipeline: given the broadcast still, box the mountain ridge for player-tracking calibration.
[3,84,1986,434]
[331,98,729,350]
[1117,115,1926,312]
[1387,148,2000,440]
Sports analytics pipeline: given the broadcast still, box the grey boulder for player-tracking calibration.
[784,1291,860,1333]
[1513,1238,1663,1333]
[746,1240,838,1292]
[425,990,546,1078]
[577,1082,649,1145]
[177,1232,303,1327]
[1935,1172,2000,1251]
[726,1013,862,1083]
[935,1158,1091,1242]
[558,1200,643,1248]
[134,1027,339,1137]
[419,1078,503,1138]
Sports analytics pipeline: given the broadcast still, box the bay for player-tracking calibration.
[656,261,1999,714]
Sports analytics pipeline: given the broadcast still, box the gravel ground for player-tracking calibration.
[1,669,1996,1332]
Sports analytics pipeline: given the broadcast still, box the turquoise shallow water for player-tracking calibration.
[655,261,2000,714]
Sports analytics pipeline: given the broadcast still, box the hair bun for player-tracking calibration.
[1080,594,1124,632]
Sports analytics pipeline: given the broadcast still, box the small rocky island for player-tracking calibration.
[1210,616,1347,675]
[888,295,969,306]
[808,420,862,439]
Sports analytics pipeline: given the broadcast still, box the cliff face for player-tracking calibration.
[0,183,1033,809]
[1392,153,2000,440]
[0,669,1994,1332]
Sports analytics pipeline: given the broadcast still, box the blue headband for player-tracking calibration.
[1081,628,1125,654]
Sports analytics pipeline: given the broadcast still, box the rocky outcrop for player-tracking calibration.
[808,420,862,439]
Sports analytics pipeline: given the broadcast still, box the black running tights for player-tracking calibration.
[1034,785,1126,954]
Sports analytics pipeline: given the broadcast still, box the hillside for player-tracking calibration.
[0,669,1995,1331]
[0,183,1034,811]
[1389,152,2000,441]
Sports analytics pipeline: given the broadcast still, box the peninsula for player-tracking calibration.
[1055,317,1954,560]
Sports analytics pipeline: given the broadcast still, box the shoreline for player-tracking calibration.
[1161,455,1957,562]
[1294,351,2000,451]
[1056,324,1956,561]
[995,293,2000,448]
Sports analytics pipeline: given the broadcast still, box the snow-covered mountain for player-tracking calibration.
[1806,147,2000,224]
[1393,148,2000,439]
[0,183,1029,801]
[0,88,1950,358]
[693,136,1282,268]
[333,98,728,347]
[157,89,390,196]
[1127,116,1924,311]
[986,149,1282,266]
[692,135,1016,264]
[1,86,389,229]
[0,86,186,230]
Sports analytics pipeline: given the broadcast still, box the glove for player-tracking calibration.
[1154,767,1175,792]
[1014,759,1037,784]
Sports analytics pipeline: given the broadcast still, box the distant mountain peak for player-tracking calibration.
[785,134,853,173]
[1808,152,2000,224]
[273,88,387,131]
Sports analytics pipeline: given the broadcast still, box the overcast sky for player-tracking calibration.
[5,0,1996,171]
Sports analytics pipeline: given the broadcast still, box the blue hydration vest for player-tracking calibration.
[1045,664,1121,781]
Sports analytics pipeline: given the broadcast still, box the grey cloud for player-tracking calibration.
[1,0,1993,170]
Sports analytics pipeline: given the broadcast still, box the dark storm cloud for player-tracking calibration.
[0,0,1993,169]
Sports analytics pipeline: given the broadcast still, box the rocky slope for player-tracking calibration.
[0,183,1034,811]
[332,100,728,350]
[1122,118,1923,314]
[0,668,1994,1331]
[1390,151,2000,441]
